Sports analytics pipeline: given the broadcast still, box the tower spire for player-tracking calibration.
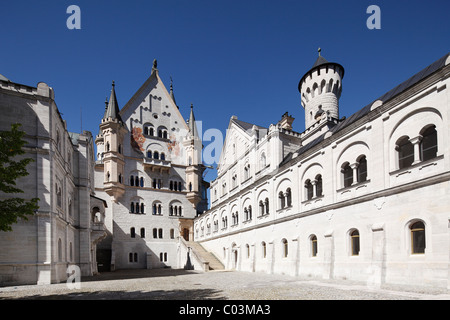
[188,103,199,139]
[104,80,122,123]
[169,76,177,105]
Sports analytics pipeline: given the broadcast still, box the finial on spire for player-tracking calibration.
[318,47,321,56]
[112,80,115,87]
[153,59,157,69]
[190,103,193,109]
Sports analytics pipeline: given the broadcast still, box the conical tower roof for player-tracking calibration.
[188,103,199,139]
[104,81,123,122]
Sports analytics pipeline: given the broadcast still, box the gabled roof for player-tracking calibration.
[282,52,450,167]
[232,118,267,134]
[0,73,9,82]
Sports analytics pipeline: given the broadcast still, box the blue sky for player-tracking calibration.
[1,0,449,182]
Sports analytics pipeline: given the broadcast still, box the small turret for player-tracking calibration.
[98,81,127,202]
[298,48,344,130]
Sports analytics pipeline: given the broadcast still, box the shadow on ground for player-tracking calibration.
[81,268,201,282]
[9,288,226,300]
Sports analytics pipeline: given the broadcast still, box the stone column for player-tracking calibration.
[311,180,317,198]
[350,162,359,185]
[292,238,300,277]
[368,223,385,289]
[322,230,334,280]
[36,212,52,285]
[268,241,275,274]
[251,244,256,273]
[409,135,422,165]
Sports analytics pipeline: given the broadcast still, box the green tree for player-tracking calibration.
[0,123,39,232]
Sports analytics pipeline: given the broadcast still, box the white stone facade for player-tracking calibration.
[93,65,208,271]
[194,53,450,289]
[0,79,106,286]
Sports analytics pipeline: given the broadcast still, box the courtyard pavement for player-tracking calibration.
[0,268,449,300]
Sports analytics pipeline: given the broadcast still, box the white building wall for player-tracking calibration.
[195,58,450,289]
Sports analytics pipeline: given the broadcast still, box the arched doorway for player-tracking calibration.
[183,228,190,241]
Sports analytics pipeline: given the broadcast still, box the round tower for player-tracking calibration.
[298,48,344,129]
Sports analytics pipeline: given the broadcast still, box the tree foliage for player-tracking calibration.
[0,123,39,231]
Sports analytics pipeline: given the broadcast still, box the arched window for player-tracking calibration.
[149,128,154,136]
[265,198,269,214]
[130,175,134,186]
[420,125,437,161]
[154,151,159,160]
[161,153,166,161]
[397,136,414,169]
[135,202,140,214]
[147,150,152,158]
[305,179,313,200]
[140,228,145,238]
[286,188,292,207]
[315,175,323,197]
[130,227,135,238]
[130,202,135,213]
[140,203,145,214]
[140,177,144,187]
[259,200,264,216]
[135,176,139,187]
[153,228,158,238]
[260,153,266,168]
[342,162,353,187]
[311,235,318,257]
[282,239,288,258]
[158,228,163,239]
[410,221,426,254]
[261,242,267,259]
[279,191,285,209]
[350,229,360,256]
[357,156,368,183]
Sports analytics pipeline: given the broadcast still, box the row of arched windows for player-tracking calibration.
[278,188,292,209]
[236,220,426,260]
[147,150,166,161]
[128,175,182,191]
[143,125,168,140]
[129,227,177,239]
[396,125,437,169]
[129,202,183,216]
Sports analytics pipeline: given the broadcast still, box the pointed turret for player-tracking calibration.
[169,77,177,106]
[104,81,122,122]
[98,81,127,202]
[188,103,200,139]
[183,103,205,211]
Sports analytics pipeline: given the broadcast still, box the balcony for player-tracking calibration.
[142,157,171,173]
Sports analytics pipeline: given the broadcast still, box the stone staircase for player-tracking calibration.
[186,241,224,271]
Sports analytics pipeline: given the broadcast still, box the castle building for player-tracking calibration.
[1,52,449,290]
[0,77,107,286]
[194,52,450,289]
[93,61,209,271]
